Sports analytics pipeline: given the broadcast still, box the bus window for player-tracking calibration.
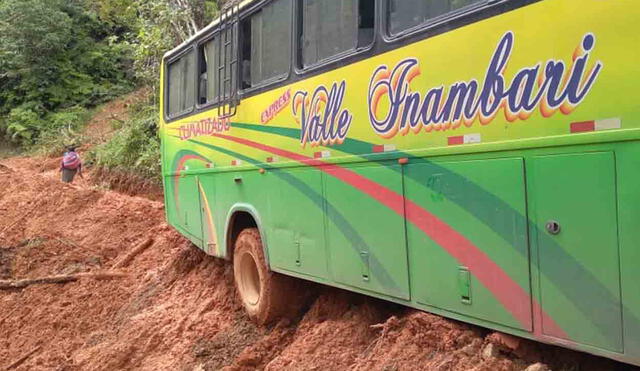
[167,50,196,117]
[358,0,375,47]
[198,37,219,104]
[241,0,293,89]
[388,0,485,36]
[299,0,374,68]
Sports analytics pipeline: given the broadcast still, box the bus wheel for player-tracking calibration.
[233,227,300,325]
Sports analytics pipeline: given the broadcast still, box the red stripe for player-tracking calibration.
[570,121,595,133]
[174,154,205,211]
[448,136,464,145]
[212,133,566,338]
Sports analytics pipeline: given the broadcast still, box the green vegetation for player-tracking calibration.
[0,0,134,146]
[32,106,94,157]
[0,0,219,183]
[89,102,162,182]
[86,0,219,185]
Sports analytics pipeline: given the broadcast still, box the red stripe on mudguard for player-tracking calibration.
[213,133,566,337]
[174,154,208,211]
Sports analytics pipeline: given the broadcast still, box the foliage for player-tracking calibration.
[34,107,93,157]
[0,0,134,146]
[85,0,220,183]
[3,106,44,144]
[88,103,162,182]
[94,0,219,90]
[0,0,220,182]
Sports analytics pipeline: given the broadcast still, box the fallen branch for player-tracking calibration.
[112,238,154,269]
[4,345,41,370]
[0,272,127,290]
[54,237,83,250]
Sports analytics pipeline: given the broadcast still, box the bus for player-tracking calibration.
[159,0,640,365]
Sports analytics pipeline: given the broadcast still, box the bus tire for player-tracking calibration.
[233,227,301,325]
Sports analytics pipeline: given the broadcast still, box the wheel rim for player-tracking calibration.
[238,250,261,306]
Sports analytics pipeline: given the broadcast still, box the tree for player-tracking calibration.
[0,0,133,144]
[91,0,218,92]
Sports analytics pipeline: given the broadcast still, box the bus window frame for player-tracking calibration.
[165,45,198,122]
[162,0,540,124]
[196,31,222,111]
[239,0,295,96]
[294,0,377,75]
[382,0,531,42]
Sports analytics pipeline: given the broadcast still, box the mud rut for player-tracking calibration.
[0,156,634,370]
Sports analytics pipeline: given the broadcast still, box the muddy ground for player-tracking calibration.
[0,100,636,370]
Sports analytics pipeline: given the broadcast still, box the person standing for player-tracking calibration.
[60,146,83,183]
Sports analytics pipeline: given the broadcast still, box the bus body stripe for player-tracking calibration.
[224,122,632,344]
[211,132,566,337]
[189,139,405,293]
[172,153,210,210]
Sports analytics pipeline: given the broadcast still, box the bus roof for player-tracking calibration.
[163,0,258,60]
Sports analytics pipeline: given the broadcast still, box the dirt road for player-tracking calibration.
[0,154,633,369]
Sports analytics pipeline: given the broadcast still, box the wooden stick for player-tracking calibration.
[54,237,82,250]
[112,238,154,269]
[0,272,127,290]
[4,345,41,370]
[75,272,128,280]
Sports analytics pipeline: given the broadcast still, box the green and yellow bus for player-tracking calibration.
[160,0,640,365]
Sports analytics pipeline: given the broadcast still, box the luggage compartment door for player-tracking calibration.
[529,152,622,351]
[177,175,204,244]
[324,163,410,300]
[404,158,532,331]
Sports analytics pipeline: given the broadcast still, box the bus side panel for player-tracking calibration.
[213,170,271,255]
[323,162,410,301]
[527,152,622,352]
[165,174,204,248]
[267,168,329,280]
[198,173,221,256]
[617,143,640,361]
[404,157,532,331]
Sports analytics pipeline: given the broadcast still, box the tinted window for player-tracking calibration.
[388,0,485,36]
[243,0,292,87]
[199,37,219,104]
[300,0,360,68]
[167,50,195,116]
[198,22,239,104]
